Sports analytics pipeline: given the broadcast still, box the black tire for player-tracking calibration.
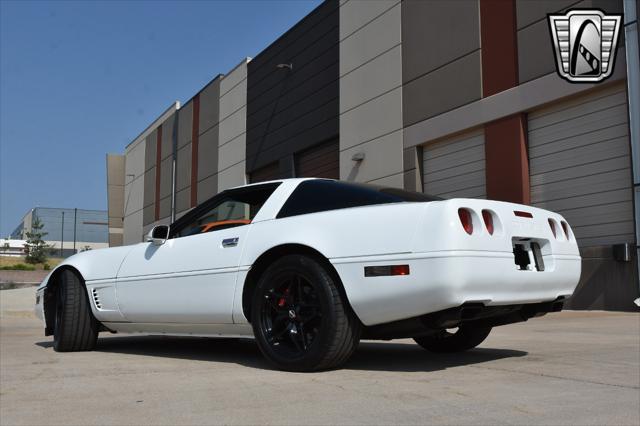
[413,325,492,353]
[53,269,99,352]
[251,254,360,372]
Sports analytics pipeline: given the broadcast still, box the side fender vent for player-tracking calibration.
[91,288,102,310]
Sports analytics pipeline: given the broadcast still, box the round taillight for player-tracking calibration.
[548,219,557,238]
[561,221,570,240]
[458,208,473,235]
[482,210,494,235]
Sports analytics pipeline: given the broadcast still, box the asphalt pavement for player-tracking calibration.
[1,287,638,425]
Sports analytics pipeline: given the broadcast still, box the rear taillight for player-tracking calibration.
[482,210,494,235]
[458,208,473,235]
[561,221,570,240]
[364,265,410,277]
[548,219,557,238]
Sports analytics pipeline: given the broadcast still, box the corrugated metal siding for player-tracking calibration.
[528,84,634,247]
[249,161,281,183]
[422,129,486,198]
[295,139,339,179]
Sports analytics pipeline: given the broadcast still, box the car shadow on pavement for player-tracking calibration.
[36,335,527,372]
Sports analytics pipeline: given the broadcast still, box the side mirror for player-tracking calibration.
[146,225,170,245]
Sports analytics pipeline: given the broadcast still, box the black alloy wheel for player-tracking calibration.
[260,272,322,357]
[251,255,360,371]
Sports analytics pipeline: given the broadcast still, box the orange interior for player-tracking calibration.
[200,219,251,233]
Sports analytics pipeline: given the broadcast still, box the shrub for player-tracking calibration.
[0,263,36,271]
[43,263,51,270]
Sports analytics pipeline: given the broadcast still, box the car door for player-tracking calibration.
[115,197,254,324]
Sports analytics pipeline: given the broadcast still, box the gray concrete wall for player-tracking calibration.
[218,59,249,192]
[402,0,481,126]
[125,103,178,243]
[106,154,125,247]
[198,78,221,203]
[339,0,404,187]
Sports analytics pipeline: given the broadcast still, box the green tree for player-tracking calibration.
[24,217,51,264]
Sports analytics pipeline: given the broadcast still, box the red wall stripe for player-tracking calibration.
[480,0,530,204]
[155,125,162,221]
[484,114,530,204]
[191,94,200,207]
[479,0,519,97]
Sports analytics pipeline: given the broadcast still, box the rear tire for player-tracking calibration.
[53,270,99,352]
[413,325,491,353]
[251,254,360,371]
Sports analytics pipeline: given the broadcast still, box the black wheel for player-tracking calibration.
[413,325,491,353]
[251,255,360,371]
[53,269,99,352]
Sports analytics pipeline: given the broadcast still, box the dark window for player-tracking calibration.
[170,183,281,238]
[277,180,441,218]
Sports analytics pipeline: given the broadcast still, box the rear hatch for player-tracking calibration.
[414,199,580,271]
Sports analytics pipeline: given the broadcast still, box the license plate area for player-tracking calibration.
[512,238,545,271]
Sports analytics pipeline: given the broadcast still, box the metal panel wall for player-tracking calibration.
[339,0,404,187]
[106,154,125,247]
[529,84,634,247]
[218,59,249,192]
[295,139,339,179]
[422,129,487,199]
[246,0,339,175]
[249,162,280,183]
[402,0,481,126]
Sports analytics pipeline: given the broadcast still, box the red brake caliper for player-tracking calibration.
[277,287,289,307]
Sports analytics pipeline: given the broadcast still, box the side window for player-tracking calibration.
[170,182,281,238]
[177,199,252,238]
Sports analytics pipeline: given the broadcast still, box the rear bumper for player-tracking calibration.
[332,251,581,326]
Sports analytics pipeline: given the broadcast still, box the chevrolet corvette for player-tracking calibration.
[35,178,581,371]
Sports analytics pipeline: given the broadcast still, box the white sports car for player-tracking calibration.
[35,178,581,371]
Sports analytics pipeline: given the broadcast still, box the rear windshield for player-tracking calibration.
[277,179,441,219]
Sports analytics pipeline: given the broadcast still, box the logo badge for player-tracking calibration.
[548,9,622,83]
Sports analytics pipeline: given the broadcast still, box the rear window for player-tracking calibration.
[277,180,441,218]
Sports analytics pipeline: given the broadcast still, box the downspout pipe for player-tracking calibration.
[622,0,640,305]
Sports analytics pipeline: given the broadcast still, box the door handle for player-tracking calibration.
[222,237,239,248]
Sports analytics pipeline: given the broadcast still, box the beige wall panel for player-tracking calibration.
[339,0,399,40]
[340,130,403,185]
[340,87,403,150]
[197,174,218,204]
[340,45,402,112]
[160,114,175,161]
[159,157,172,199]
[176,143,191,191]
[177,100,193,149]
[198,126,218,181]
[218,162,246,192]
[339,2,401,76]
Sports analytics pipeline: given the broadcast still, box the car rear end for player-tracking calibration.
[335,199,581,326]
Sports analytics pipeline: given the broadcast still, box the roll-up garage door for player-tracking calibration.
[249,161,281,183]
[422,128,486,198]
[528,84,634,247]
[295,139,339,179]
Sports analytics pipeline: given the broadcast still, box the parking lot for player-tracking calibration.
[1,287,638,425]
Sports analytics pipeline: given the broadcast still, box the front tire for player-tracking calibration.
[251,255,360,371]
[53,269,99,352]
[413,325,491,353]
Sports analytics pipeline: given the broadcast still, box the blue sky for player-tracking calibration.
[0,0,321,237]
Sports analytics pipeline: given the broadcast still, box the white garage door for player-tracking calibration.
[528,84,634,247]
[422,128,486,198]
